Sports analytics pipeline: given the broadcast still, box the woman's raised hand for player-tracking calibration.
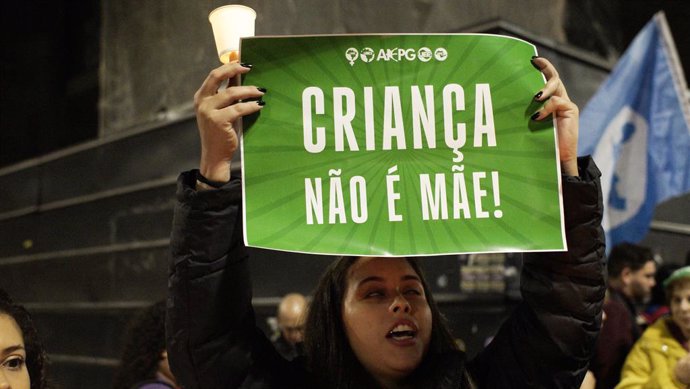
[530,57,579,177]
[194,62,265,184]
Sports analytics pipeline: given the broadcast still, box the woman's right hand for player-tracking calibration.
[194,62,265,184]
[674,353,690,385]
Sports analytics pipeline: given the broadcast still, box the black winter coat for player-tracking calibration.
[166,156,606,389]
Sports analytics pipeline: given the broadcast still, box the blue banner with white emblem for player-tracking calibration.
[579,12,690,248]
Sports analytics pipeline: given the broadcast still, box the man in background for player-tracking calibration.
[273,293,307,360]
[591,242,657,389]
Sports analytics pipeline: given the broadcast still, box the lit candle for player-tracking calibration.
[209,5,256,64]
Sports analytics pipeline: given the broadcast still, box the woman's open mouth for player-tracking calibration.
[386,322,418,342]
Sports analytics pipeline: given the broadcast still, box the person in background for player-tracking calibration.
[273,293,307,360]
[112,301,178,389]
[0,288,49,389]
[616,266,690,388]
[591,242,657,389]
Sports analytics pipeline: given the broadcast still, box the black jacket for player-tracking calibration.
[166,156,606,389]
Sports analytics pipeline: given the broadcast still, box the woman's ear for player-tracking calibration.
[620,267,633,286]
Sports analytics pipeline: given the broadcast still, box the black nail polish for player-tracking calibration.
[257,100,266,106]
[240,62,253,68]
[530,111,540,121]
[534,91,543,100]
[530,56,541,70]
[257,87,267,93]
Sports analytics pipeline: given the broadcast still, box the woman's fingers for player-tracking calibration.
[219,85,266,109]
[531,57,570,102]
[196,88,265,138]
[216,99,266,125]
[198,85,266,113]
[532,95,579,121]
[531,56,580,176]
[194,62,253,105]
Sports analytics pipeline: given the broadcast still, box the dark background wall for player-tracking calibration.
[1,1,689,388]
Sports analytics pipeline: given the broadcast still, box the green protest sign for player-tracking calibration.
[240,34,566,256]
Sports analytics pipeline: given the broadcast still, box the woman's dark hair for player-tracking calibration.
[0,288,49,389]
[303,257,463,388]
[111,301,167,389]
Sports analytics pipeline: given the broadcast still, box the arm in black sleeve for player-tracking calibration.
[467,156,607,389]
[165,171,304,389]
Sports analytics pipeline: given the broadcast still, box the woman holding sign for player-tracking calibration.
[166,57,605,388]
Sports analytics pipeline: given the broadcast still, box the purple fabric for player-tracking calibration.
[132,381,174,389]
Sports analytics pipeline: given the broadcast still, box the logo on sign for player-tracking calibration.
[345,46,448,66]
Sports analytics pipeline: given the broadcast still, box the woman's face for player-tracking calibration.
[341,257,432,386]
[0,313,30,389]
[670,283,690,337]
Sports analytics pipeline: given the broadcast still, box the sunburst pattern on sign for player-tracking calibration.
[241,34,564,256]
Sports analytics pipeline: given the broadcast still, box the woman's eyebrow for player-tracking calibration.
[357,274,421,288]
[357,276,385,288]
[1,344,25,355]
[401,275,421,283]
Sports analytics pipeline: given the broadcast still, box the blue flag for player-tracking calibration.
[579,12,690,248]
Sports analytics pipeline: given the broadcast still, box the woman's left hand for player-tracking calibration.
[531,57,579,177]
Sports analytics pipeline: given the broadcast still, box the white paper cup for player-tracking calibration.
[209,5,256,63]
